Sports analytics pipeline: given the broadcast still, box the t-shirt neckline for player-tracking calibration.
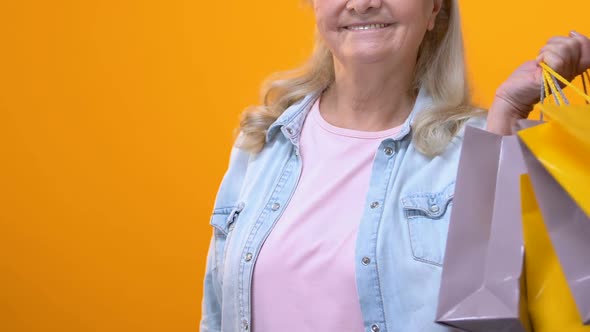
[311,98,403,139]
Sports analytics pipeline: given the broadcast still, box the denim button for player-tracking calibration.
[371,324,380,332]
[245,253,253,262]
[362,257,371,265]
[286,127,294,136]
[429,204,440,213]
[242,319,249,330]
[384,147,394,156]
[272,203,281,211]
[370,201,379,209]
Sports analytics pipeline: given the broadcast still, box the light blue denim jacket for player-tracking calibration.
[201,88,486,332]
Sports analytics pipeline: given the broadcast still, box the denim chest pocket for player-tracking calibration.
[209,202,245,272]
[401,183,454,266]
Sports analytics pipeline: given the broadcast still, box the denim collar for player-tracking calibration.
[265,87,433,146]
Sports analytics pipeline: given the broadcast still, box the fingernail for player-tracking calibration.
[570,30,580,37]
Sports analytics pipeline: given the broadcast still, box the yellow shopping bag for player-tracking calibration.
[518,63,590,217]
[521,174,590,332]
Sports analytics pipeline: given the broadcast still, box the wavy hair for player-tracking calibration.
[235,0,484,157]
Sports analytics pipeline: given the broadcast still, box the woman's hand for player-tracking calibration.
[486,31,590,135]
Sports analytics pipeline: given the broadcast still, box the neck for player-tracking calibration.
[320,58,417,131]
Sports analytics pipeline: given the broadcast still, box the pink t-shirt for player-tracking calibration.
[251,97,402,331]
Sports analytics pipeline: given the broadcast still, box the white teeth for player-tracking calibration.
[347,24,388,31]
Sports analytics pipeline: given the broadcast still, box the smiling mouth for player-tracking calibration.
[344,23,393,31]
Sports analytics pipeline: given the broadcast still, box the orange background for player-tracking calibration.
[0,1,588,331]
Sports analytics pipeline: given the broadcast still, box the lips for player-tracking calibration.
[343,23,393,31]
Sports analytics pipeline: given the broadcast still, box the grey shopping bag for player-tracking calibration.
[435,126,532,332]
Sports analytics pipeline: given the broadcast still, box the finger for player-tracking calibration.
[538,51,564,69]
[539,38,580,57]
[538,45,569,66]
[538,39,571,59]
[557,38,581,74]
[542,36,571,49]
[548,36,569,43]
[538,50,574,81]
[570,31,590,72]
[538,42,578,77]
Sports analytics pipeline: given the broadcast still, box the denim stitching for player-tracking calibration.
[237,150,296,325]
[400,182,455,267]
[371,142,400,332]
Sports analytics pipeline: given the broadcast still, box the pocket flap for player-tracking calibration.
[401,183,454,219]
[210,202,245,235]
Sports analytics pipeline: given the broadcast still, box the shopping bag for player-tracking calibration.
[517,63,590,324]
[518,63,590,217]
[436,126,531,332]
[520,173,590,332]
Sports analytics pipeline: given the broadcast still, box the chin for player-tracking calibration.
[341,50,393,65]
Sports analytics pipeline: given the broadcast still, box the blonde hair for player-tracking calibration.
[236,0,484,157]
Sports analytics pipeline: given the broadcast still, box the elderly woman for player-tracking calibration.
[201,0,590,331]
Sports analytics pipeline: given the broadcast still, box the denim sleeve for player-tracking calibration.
[200,136,251,331]
[200,231,223,332]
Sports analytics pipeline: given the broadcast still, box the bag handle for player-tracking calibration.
[539,64,566,120]
[540,62,590,105]
[545,67,568,105]
[535,64,590,148]
[582,71,590,103]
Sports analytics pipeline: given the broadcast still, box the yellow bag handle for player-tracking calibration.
[540,63,590,104]
[537,63,590,149]
[582,71,590,104]
[542,67,568,105]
